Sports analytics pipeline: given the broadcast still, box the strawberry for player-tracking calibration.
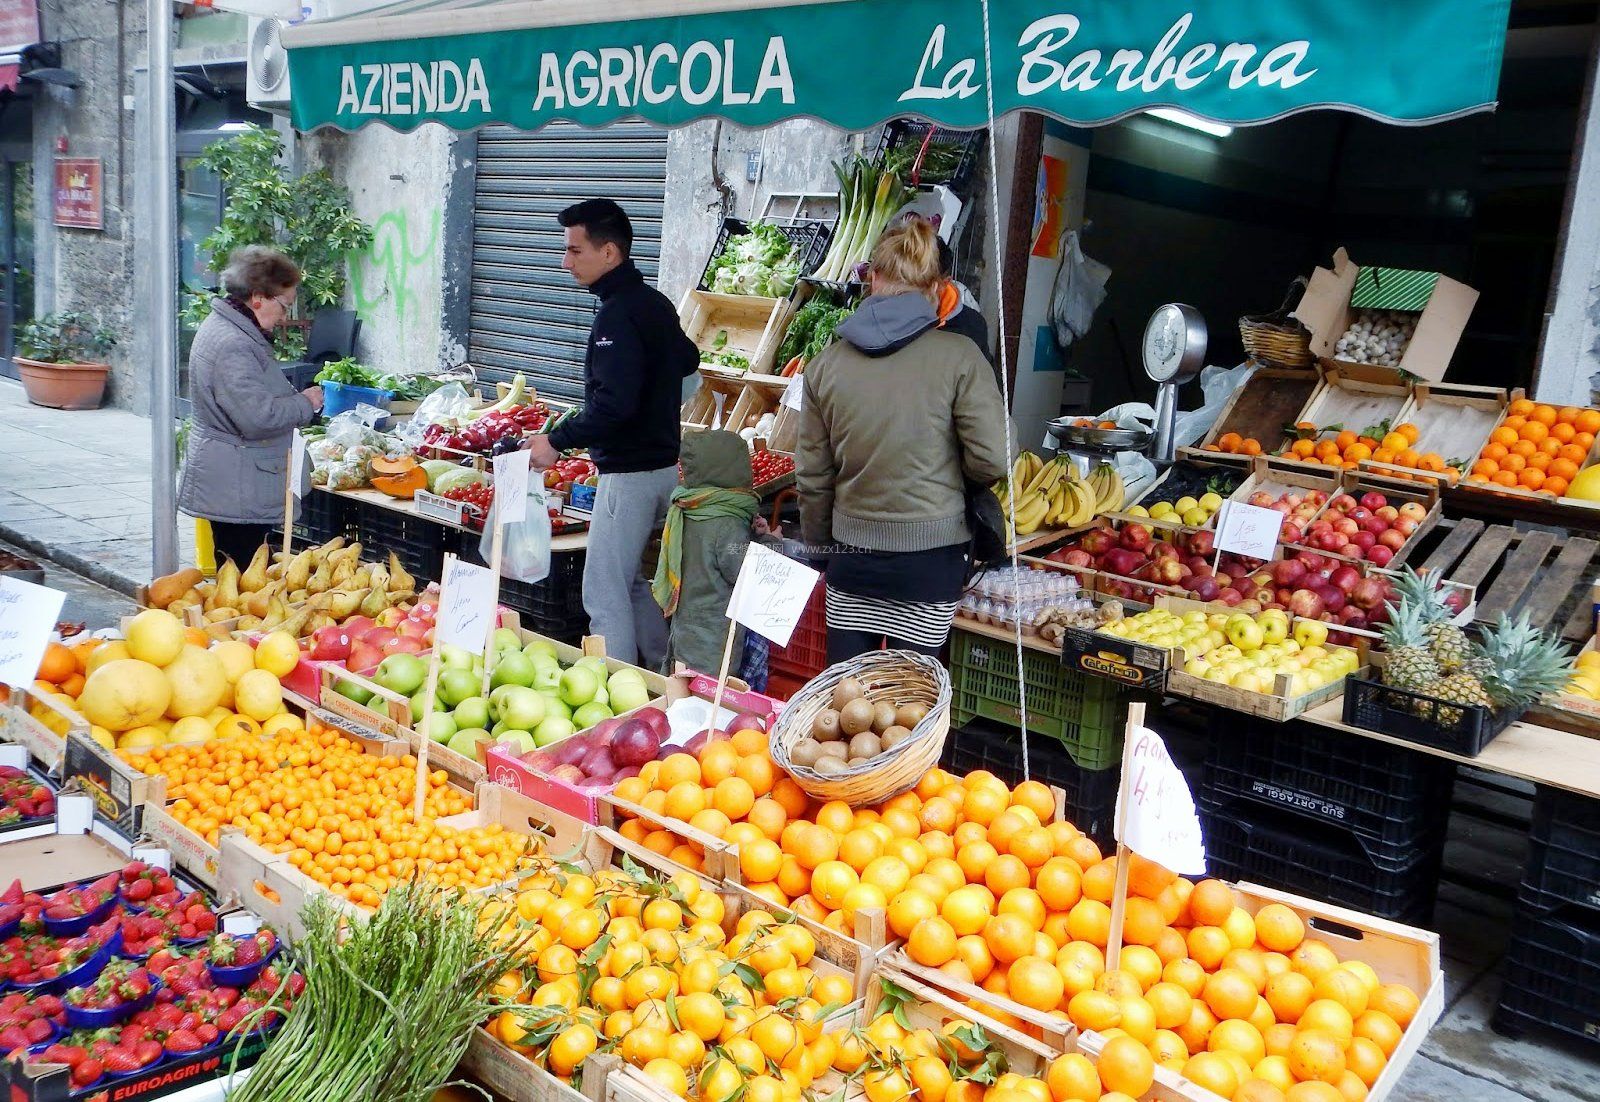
[0,1025,26,1051]
[164,1028,203,1054]
[40,1041,85,1066]
[0,880,21,905]
[119,862,148,883]
[23,1017,53,1043]
[122,878,154,903]
[196,1022,219,1044]
[101,1047,143,1074]
[135,1038,163,1066]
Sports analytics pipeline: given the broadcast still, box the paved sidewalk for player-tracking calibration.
[0,379,193,595]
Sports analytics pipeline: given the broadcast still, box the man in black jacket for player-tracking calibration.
[525,199,699,667]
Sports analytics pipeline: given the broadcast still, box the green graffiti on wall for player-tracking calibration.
[350,207,441,337]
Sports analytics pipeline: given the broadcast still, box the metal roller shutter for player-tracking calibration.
[469,122,668,401]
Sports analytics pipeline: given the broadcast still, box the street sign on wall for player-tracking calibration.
[53,158,103,231]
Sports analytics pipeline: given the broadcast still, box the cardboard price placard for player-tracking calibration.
[0,577,65,688]
[492,448,532,524]
[726,544,820,648]
[435,558,498,652]
[1115,725,1206,876]
[1214,500,1282,561]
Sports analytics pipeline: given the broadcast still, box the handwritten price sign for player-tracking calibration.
[492,449,532,525]
[434,558,498,652]
[727,544,821,648]
[1115,726,1206,875]
[0,578,66,689]
[1214,500,1282,562]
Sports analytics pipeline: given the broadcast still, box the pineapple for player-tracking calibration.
[1379,598,1440,693]
[1387,566,1473,671]
[1434,614,1572,723]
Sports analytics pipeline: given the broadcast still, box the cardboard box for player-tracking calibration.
[1059,625,1177,691]
[61,729,167,837]
[0,686,86,771]
[1297,248,1478,383]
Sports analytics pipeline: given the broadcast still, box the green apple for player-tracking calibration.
[438,643,477,670]
[438,668,481,708]
[495,685,548,731]
[573,701,614,729]
[490,650,538,689]
[1258,612,1289,646]
[576,656,609,677]
[533,715,576,747]
[608,679,651,713]
[523,639,559,665]
[1225,614,1264,652]
[560,666,599,707]
[499,729,538,754]
[418,711,458,744]
[1293,619,1329,649]
[452,696,491,731]
[541,694,571,722]
[447,727,490,760]
[411,686,446,715]
[373,653,428,696]
[532,663,563,693]
[608,668,645,690]
[490,719,511,737]
[492,628,523,654]
[332,678,374,706]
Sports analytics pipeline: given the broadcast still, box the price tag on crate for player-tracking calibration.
[727,544,820,648]
[1214,500,1281,561]
[435,558,498,652]
[0,577,66,688]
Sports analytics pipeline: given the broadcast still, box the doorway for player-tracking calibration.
[0,152,33,378]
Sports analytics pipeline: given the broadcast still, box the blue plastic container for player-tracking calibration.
[206,938,280,989]
[64,975,160,1029]
[10,929,122,995]
[568,483,597,513]
[320,381,394,420]
[41,893,119,938]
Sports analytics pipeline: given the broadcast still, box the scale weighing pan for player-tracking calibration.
[1047,419,1153,452]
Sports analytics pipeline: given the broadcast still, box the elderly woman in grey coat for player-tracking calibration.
[177,246,324,567]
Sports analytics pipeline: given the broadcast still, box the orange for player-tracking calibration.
[1236,1081,1288,1102]
[1146,981,1193,1030]
[1334,430,1357,451]
[1292,439,1316,459]
[1097,1034,1154,1097]
[942,886,993,936]
[1521,420,1549,444]
[35,642,75,684]
[713,777,756,820]
[1203,968,1259,1021]
[814,800,853,834]
[998,887,1046,931]
[954,840,996,883]
[1181,1052,1239,1099]
[1009,828,1054,869]
[1067,990,1121,1032]
[1493,470,1519,487]
[1578,409,1600,434]
[1555,422,1577,444]
[1520,468,1546,490]
[962,785,1007,826]
[1299,1000,1354,1043]
[1545,475,1570,496]
[735,753,776,797]
[1353,1010,1402,1057]
[1368,984,1419,1028]
[1471,458,1498,479]
[1345,1037,1387,1087]
[907,916,958,967]
[1253,904,1305,953]
[1164,957,1206,997]
[1396,422,1420,445]
[1489,426,1518,447]
[747,798,787,841]
[1066,899,1111,947]
[888,890,940,940]
[1009,955,1067,1011]
[1265,971,1314,1024]
[985,855,1031,897]
[1036,859,1083,912]
[1046,1053,1102,1102]
[1379,432,1408,453]
[1313,969,1370,1017]
[1011,780,1056,822]
[1285,1085,1345,1102]
[1343,443,1371,464]
[984,913,1037,964]
[810,861,857,910]
[1287,1030,1346,1085]
[699,741,739,786]
[1562,442,1590,463]
[1081,860,1117,903]
[1264,1023,1297,1059]
[730,727,766,755]
[1121,897,1167,948]
[1066,835,1103,869]
[658,753,701,789]
[1209,1018,1267,1066]
[862,855,912,896]
[1188,880,1236,926]
[1187,926,1232,971]
[1533,403,1559,426]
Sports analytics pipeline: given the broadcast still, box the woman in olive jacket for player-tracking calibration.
[797,219,1010,662]
[177,246,324,567]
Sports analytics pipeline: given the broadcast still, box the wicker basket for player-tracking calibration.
[769,650,952,806]
[1239,278,1313,371]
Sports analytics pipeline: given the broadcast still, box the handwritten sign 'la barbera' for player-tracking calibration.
[726,544,820,649]
[1115,726,1207,876]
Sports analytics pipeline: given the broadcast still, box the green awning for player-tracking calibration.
[285,0,1511,134]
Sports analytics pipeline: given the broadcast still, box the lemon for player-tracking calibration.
[125,609,187,667]
[88,725,116,749]
[254,632,301,678]
[261,712,305,737]
[117,725,167,750]
[169,716,216,745]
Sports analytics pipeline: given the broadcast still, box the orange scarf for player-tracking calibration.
[936,281,960,327]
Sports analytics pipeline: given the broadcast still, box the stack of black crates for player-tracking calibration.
[1495,786,1600,1042]
[1196,713,1455,924]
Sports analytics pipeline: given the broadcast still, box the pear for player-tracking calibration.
[369,564,390,595]
[306,557,333,594]
[303,611,334,636]
[239,545,270,594]
[212,558,241,612]
[279,604,313,639]
[236,615,263,631]
[206,624,234,642]
[204,608,237,624]
[330,557,354,588]
[387,552,415,594]
[359,586,393,619]
[261,597,290,630]
[352,568,372,589]
[288,588,308,604]
[316,535,346,558]
[325,588,367,620]
[245,581,282,620]
[283,548,313,592]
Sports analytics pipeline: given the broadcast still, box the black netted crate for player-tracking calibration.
[267,488,354,551]
[492,547,588,643]
[1495,908,1600,1045]
[1202,714,1455,867]
[1200,798,1443,924]
[1342,675,1519,756]
[1520,786,1600,915]
[344,497,451,586]
[699,217,834,293]
[942,720,1119,847]
[876,119,985,192]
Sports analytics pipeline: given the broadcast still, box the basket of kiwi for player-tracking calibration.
[769,649,951,805]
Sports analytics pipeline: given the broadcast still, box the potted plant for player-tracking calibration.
[14,311,117,409]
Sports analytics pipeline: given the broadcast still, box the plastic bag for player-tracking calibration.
[1171,363,1257,448]
[482,486,551,584]
[325,410,392,450]
[395,382,476,449]
[1050,230,1111,349]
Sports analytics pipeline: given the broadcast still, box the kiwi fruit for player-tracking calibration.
[812,709,842,742]
[790,738,823,768]
[871,701,897,734]
[848,732,882,760]
[839,698,875,737]
[894,702,928,728]
[881,725,912,751]
[817,739,849,759]
[832,676,865,711]
[814,755,845,775]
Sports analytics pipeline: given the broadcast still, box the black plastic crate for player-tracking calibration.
[463,542,588,643]
[942,720,1119,848]
[1520,786,1600,916]
[281,361,321,390]
[699,217,834,294]
[1202,714,1456,867]
[876,119,985,193]
[266,488,354,552]
[1200,798,1443,924]
[1342,674,1519,757]
[344,497,451,587]
[1495,908,1600,1046]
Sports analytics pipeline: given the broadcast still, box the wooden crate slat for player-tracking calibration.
[1564,594,1597,643]
[1420,518,1484,576]
[1451,525,1516,589]
[1514,536,1597,631]
[1475,530,1557,622]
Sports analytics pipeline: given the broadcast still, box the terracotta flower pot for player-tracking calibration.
[14,356,111,410]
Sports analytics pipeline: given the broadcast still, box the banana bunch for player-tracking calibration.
[993,454,1120,537]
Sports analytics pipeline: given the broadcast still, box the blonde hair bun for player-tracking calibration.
[870,219,941,302]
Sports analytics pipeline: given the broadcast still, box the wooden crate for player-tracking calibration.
[1412,518,1600,643]
[1454,392,1600,516]
[1263,365,1413,474]
[1195,365,1321,454]
[1165,656,1363,722]
[0,686,82,770]
[729,375,787,436]
[461,1036,619,1102]
[1359,382,1508,487]
[679,289,793,376]
[682,372,749,430]
[1100,458,1248,533]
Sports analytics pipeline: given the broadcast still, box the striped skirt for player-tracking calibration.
[824,584,959,650]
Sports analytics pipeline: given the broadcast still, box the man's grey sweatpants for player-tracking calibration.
[583,465,679,669]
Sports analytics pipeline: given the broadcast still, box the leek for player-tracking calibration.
[815,155,912,284]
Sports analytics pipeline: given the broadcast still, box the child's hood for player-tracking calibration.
[681,429,753,490]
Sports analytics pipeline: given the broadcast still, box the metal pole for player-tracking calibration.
[148,0,178,576]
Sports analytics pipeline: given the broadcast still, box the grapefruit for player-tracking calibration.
[77,659,172,732]
[163,644,229,719]
[125,609,187,667]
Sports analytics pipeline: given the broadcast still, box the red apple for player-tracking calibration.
[397,618,432,640]
[1351,532,1377,551]
[341,615,376,637]
[1219,588,1244,606]
[1186,555,1213,576]
[1367,544,1395,567]
[1272,559,1307,586]
[1349,507,1372,524]
[1237,599,1263,615]
[1275,586,1295,606]
[1063,549,1093,568]
[1393,517,1418,537]
[1280,522,1305,545]
[1151,541,1180,561]
[347,641,384,673]
[1330,493,1358,512]
[1352,577,1389,610]
[361,626,394,646]
[1375,505,1399,523]
[1288,589,1326,619]
[308,626,353,662]
[382,636,425,656]
[1296,552,1327,574]
[1080,529,1115,556]
[1378,529,1407,551]
[1329,565,1361,592]
[1334,517,1360,538]
[1249,491,1274,508]
[1399,502,1428,522]
[1154,559,1185,585]
[1315,530,1344,551]
[1362,515,1389,536]
[1186,530,1216,557]
[1284,493,1304,509]
[1359,491,1388,511]
[1120,524,1152,552]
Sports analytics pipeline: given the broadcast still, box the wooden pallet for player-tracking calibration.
[1415,518,1600,642]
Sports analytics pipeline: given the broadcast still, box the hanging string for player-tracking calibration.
[978,0,1031,781]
